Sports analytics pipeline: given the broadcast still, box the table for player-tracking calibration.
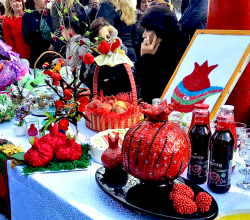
[1,117,250,220]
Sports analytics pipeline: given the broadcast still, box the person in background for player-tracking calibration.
[0,1,5,15]
[80,17,132,97]
[181,0,189,15]
[0,2,5,42]
[62,16,89,70]
[51,0,90,56]
[135,0,151,59]
[136,5,185,104]
[22,0,53,68]
[179,0,208,45]
[96,0,138,63]
[2,0,30,60]
[88,0,99,23]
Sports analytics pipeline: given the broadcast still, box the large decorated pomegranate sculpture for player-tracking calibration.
[122,100,191,183]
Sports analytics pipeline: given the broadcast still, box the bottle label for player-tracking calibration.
[188,156,208,177]
[208,159,232,186]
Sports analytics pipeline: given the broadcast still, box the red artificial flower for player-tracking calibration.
[69,32,73,38]
[58,119,69,131]
[53,81,60,86]
[60,25,64,31]
[53,36,57,42]
[79,55,83,60]
[68,56,72,60]
[110,38,121,52]
[63,89,72,98]
[43,69,53,77]
[57,0,61,3]
[83,53,94,65]
[55,138,82,161]
[24,137,54,167]
[79,39,84,45]
[55,100,64,108]
[98,41,110,54]
[78,96,89,112]
[51,72,62,81]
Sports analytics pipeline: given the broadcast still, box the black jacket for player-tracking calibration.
[81,62,132,97]
[136,41,185,104]
[96,1,138,63]
[22,10,53,68]
[51,1,90,35]
[179,0,208,43]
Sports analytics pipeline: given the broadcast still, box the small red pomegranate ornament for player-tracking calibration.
[101,133,123,169]
[122,100,191,183]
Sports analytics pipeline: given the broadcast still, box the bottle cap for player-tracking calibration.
[220,105,234,111]
[194,103,209,109]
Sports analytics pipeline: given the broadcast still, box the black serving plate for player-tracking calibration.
[95,166,218,220]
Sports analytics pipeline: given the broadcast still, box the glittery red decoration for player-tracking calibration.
[122,101,191,183]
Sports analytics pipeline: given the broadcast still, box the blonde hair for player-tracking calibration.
[108,0,136,26]
[52,0,74,11]
[5,0,25,19]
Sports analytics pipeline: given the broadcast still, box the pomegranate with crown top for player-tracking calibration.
[122,100,191,183]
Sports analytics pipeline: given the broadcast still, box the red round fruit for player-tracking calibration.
[122,100,191,183]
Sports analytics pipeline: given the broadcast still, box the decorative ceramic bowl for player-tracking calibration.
[215,209,250,220]
[90,129,128,164]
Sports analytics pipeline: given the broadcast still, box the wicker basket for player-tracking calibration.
[85,63,144,132]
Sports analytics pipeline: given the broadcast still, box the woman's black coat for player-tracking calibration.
[22,10,53,68]
[96,1,139,63]
[136,41,185,104]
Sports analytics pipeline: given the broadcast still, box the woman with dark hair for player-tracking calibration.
[22,0,53,68]
[80,17,132,97]
[96,0,138,63]
[2,0,30,60]
[136,5,185,104]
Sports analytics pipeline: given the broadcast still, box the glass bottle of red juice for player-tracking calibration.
[207,115,235,194]
[187,105,211,184]
[218,105,237,172]
[188,103,210,133]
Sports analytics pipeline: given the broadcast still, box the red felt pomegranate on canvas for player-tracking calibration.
[122,100,191,183]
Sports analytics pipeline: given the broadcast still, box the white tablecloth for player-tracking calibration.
[1,117,250,220]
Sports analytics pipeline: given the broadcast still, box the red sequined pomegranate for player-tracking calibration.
[122,100,191,183]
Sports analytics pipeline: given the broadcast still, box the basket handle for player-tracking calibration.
[33,51,67,78]
[93,63,139,113]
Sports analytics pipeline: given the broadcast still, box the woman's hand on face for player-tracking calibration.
[141,35,160,56]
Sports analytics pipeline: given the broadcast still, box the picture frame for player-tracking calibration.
[161,29,250,122]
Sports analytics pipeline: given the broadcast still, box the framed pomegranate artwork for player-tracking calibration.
[122,100,191,183]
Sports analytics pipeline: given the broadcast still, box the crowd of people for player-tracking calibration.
[0,0,208,103]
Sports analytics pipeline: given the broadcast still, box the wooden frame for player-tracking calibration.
[161,29,250,121]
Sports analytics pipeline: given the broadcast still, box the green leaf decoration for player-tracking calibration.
[63,8,68,13]
[11,152,25,161]
[75,0,79,3]
[73,13,79,21]
[30,137,34,145]
[87,49,92,52]
[94,48,98,52]
[94,37,99,41]
[22,144,91,175]
[25,9,32,13]
[85,31,90,36]
[51,32,54,38]
[59,36,64,41]
[43,111,54,119]
[58,10,63,17]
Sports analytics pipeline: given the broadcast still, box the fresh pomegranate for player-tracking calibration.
[87,100,102,110]
[98,103,112,112]
[122,100,191,183]
[101,133,123,169]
